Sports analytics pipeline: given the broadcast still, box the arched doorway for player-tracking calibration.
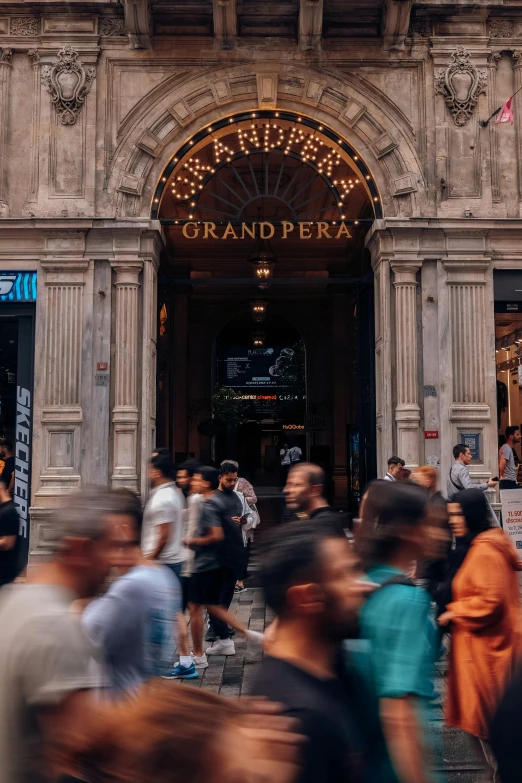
[155,109,377,509]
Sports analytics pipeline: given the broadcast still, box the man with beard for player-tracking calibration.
[283,463,345,534]
[251,522,383,783]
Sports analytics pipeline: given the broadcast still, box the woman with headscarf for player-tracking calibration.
[438,488,522,782]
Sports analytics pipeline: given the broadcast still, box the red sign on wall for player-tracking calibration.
[97,362,108,371]
[425,430,439,439]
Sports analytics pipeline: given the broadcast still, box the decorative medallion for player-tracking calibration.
[41,46,95,126]
[99,18,127,36]
[10,17,40,36]
[435,48,487,127]
[488,19,514,39]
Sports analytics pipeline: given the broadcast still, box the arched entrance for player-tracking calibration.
[155,109,378,508]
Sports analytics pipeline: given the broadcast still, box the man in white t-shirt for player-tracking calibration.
[142,451,196,679]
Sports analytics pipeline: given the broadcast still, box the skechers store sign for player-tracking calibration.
[0,271,37,302]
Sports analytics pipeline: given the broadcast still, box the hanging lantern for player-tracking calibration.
[252,331,265,348]
[249,240,275,286]
[250,300,267,323]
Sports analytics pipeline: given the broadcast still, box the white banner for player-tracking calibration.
[500,489,522,551]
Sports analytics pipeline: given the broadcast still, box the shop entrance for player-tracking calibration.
[495,271,522,474]
[0,270,37,570]
[154,110,379,508]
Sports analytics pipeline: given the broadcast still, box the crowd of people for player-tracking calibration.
[1,437,522,782]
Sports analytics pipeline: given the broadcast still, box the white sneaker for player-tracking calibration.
[192,653,209,669]
[206,638,235,656]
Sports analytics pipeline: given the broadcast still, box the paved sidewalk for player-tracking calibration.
[186,585,273,697]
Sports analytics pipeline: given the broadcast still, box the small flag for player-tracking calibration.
[497,97,514,125]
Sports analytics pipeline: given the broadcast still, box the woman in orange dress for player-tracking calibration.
[438,488,522,782]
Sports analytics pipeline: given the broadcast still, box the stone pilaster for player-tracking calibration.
[111,260,143,490]
[0,49,12,216]
[392,261,422,468]
[26,51,41,208]
[37,259,89,496]
[444,260,491,420]
[372,256,393,479]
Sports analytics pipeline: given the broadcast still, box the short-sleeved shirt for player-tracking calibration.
[0,583,97,783]
[193,498,224,573]
[141,482,186,565]
[0,501,19,585]
[82,564,180,695]
[500,444,517,483]
[250,656,367,783]
[351,565,442,782]
[211,490,246,576]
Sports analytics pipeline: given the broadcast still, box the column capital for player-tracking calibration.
[391,260,422,285]
[110,259,143,286]
[443,258,490,284]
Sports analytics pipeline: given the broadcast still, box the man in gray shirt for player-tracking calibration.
[499,425,521,490]
[448,444,498,499]
[0,487,120,783]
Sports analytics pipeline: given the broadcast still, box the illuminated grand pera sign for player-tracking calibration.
[181,221,353,240]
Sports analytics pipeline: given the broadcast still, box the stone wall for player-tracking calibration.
[1,1,521,553]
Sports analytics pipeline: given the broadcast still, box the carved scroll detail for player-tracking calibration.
[435,48,487,127]
[41,46,95,126]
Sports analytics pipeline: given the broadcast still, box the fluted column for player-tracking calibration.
[111,261,143,489]
[392,262,421,468]
[26,50,41,207]
[0,48,12,216]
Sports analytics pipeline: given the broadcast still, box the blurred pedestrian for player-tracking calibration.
[411,467,451,616]
[499,425,521,490]
[438,489,522,782]
[142,451,195,679]
[0,487,118,783]
[354,480,443,783]
[176,458,200,503]
[490,664,522,783]
[252,520,385,783]
[284,462,345,533]
[220,459,259,594]
[384,456,405,482]
[82,489,180,695]
[0,478,20,587]
[69,682,304,783]
[448,444,498,498]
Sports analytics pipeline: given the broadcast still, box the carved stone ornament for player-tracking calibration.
[0,49,12,65]
[10,17,40,36]
[99,17,127,36]
[41,46,95,126]
[435,48,487,127]
[488,19,514,39]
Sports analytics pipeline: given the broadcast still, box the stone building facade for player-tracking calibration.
[0,0,521,559]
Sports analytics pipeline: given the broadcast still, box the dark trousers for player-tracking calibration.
[210,566,237,639]
[499,480,518,490]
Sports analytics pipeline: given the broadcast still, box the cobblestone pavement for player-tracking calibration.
[185,585,272,697]
[180,582,494,783]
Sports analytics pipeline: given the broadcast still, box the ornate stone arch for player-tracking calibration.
[105,62,427,220]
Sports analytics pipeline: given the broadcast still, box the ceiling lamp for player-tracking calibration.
[250,300,267,323]
[249,239,275,288]
[252,331,265,348]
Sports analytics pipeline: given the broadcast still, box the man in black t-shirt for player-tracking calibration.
[0,440,14,497]
[0,479,19,586]
[251,522,383,783]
